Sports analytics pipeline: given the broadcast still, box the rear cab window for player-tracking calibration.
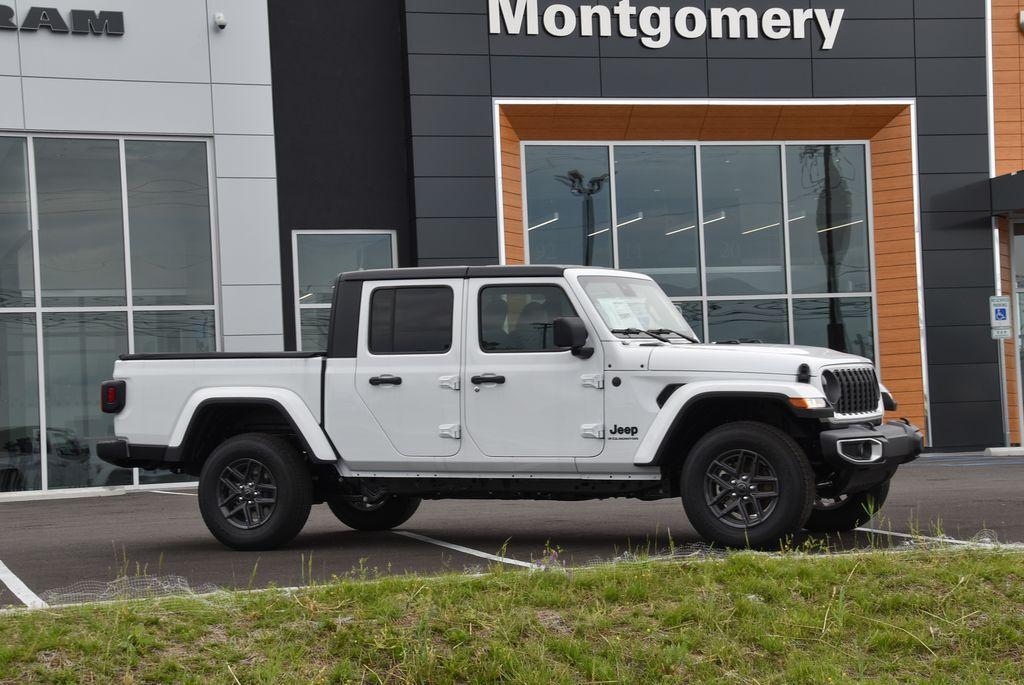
[369,286,453,354]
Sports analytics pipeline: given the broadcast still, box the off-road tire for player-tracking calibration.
[680,421,815,549]
[804,480,890,533]
[327,495,421,531]
[198,432,312,551]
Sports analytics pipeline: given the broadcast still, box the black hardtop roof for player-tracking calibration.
[339,265,610,282]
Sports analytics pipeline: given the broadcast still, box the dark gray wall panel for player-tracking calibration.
[491,57,601,96]
[923,249,997,289]
[408,55,491,95]
[929,364,1002,403]
[707,35,811,61]
[414,178,498,218]
[917,135,990,175]
[811,59,915,97]
[927,325,999,365]
[412,137,494,177]
[406,12,489,55]
[920,211,995,252]
[410,96,494,136]
[914,0,985,19]
[405,0,486,13]
[916,96,988,136]
[929,401,1004,448]
[601,58,708,97]
[416,218,500,260]
[815,0,913,19]
[708,59,812,98]
[923,287,992,326]
[419,257,498,266]
[489,31,599,57]
[813,20,915,59]
[919,173,991,213]
[914,19,986,58]
[916,58,987,96]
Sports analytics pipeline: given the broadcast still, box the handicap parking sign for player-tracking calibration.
[990,295,1012,330]
[995,307,1008,322]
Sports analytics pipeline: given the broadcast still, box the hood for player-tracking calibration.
[646,343,871,377]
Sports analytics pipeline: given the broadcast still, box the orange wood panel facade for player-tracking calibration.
[497,103,926,434]
[993,0,1024,445]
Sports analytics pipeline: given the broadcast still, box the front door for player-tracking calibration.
[353,280,463,457]
[463,279,605,458]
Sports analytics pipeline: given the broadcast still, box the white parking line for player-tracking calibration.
[150,490,197,497]
[0,559,47,609]
[855,527,1024,550]
[394,530,542,570]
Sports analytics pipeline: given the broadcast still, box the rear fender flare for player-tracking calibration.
[169,387,337,462]
[632,380,829,466]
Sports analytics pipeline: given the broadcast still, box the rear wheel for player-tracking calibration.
[804,480,890,533]
[680,421,815,548]
[327,493,421,531]
[198,433,312,550]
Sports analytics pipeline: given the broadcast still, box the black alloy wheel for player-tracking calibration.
[217,458,278,530]
[703,448,780,529]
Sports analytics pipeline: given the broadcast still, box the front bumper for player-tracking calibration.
[820,420,923,468]
[96,440,176,471]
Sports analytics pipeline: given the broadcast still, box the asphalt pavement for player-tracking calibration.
[1,453,1022,609]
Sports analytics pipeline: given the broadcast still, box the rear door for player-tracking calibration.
[463,278,605,458]
[353,279,463,457]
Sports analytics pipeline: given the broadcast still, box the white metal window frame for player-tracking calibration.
[0,131,220,498]
[291,229,398,351]
[517,138,881,363]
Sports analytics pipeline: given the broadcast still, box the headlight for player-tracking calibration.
[821,370,842,406]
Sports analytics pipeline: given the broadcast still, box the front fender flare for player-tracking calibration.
[632,380,829,466]
[168,387,337,462]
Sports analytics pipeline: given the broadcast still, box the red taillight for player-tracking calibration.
[101,380,125,413]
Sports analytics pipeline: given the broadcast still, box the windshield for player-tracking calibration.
[579,276,698,341]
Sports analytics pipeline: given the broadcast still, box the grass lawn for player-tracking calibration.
[1,549,1022,684]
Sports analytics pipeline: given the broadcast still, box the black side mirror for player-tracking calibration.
[553,317,593,359]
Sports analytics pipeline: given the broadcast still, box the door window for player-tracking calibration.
[479,285,577,352]
[369,286,453,354]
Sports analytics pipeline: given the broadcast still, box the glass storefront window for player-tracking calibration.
[787,145,870,294]
[42,311,131,490]
[708,300,789,344]
[126,141,214,306]
[614,146,700,296]
[0,315,40,492]
[793,297,874,360]
[525,145,613,267]
[521,142,875,358]
[294,231,396,350]
[0,134,217,493]
[701,145,786,296]
[35,138,127,307]
[0,138,34,308]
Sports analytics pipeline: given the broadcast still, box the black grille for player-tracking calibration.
[833,367,880,415]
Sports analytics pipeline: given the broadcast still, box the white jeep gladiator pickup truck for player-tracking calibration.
[98,266,922,550]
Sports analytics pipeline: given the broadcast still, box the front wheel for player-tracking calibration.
[680,421,815,549]
[327,493,421,531]
[198,433,312,551]
[804,480,891,533]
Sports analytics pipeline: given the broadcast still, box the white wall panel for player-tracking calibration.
[221,285,283,335]
[0,7,20,77]
[223,334,285,352]
[0,76,25,128]
[18,0,210,83]
[22,77,213,133]
[214,134,276,178]
[212,84,274,135]
[216,178,281,285]
[208,0,272,85]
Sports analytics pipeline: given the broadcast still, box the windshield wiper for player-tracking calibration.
[610,328,670,343]
[646,328,701,344]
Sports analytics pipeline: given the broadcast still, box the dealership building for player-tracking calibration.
[2,0,1024,496]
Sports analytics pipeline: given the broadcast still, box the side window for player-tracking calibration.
[369,286,453,354]
[480,285,577,352]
